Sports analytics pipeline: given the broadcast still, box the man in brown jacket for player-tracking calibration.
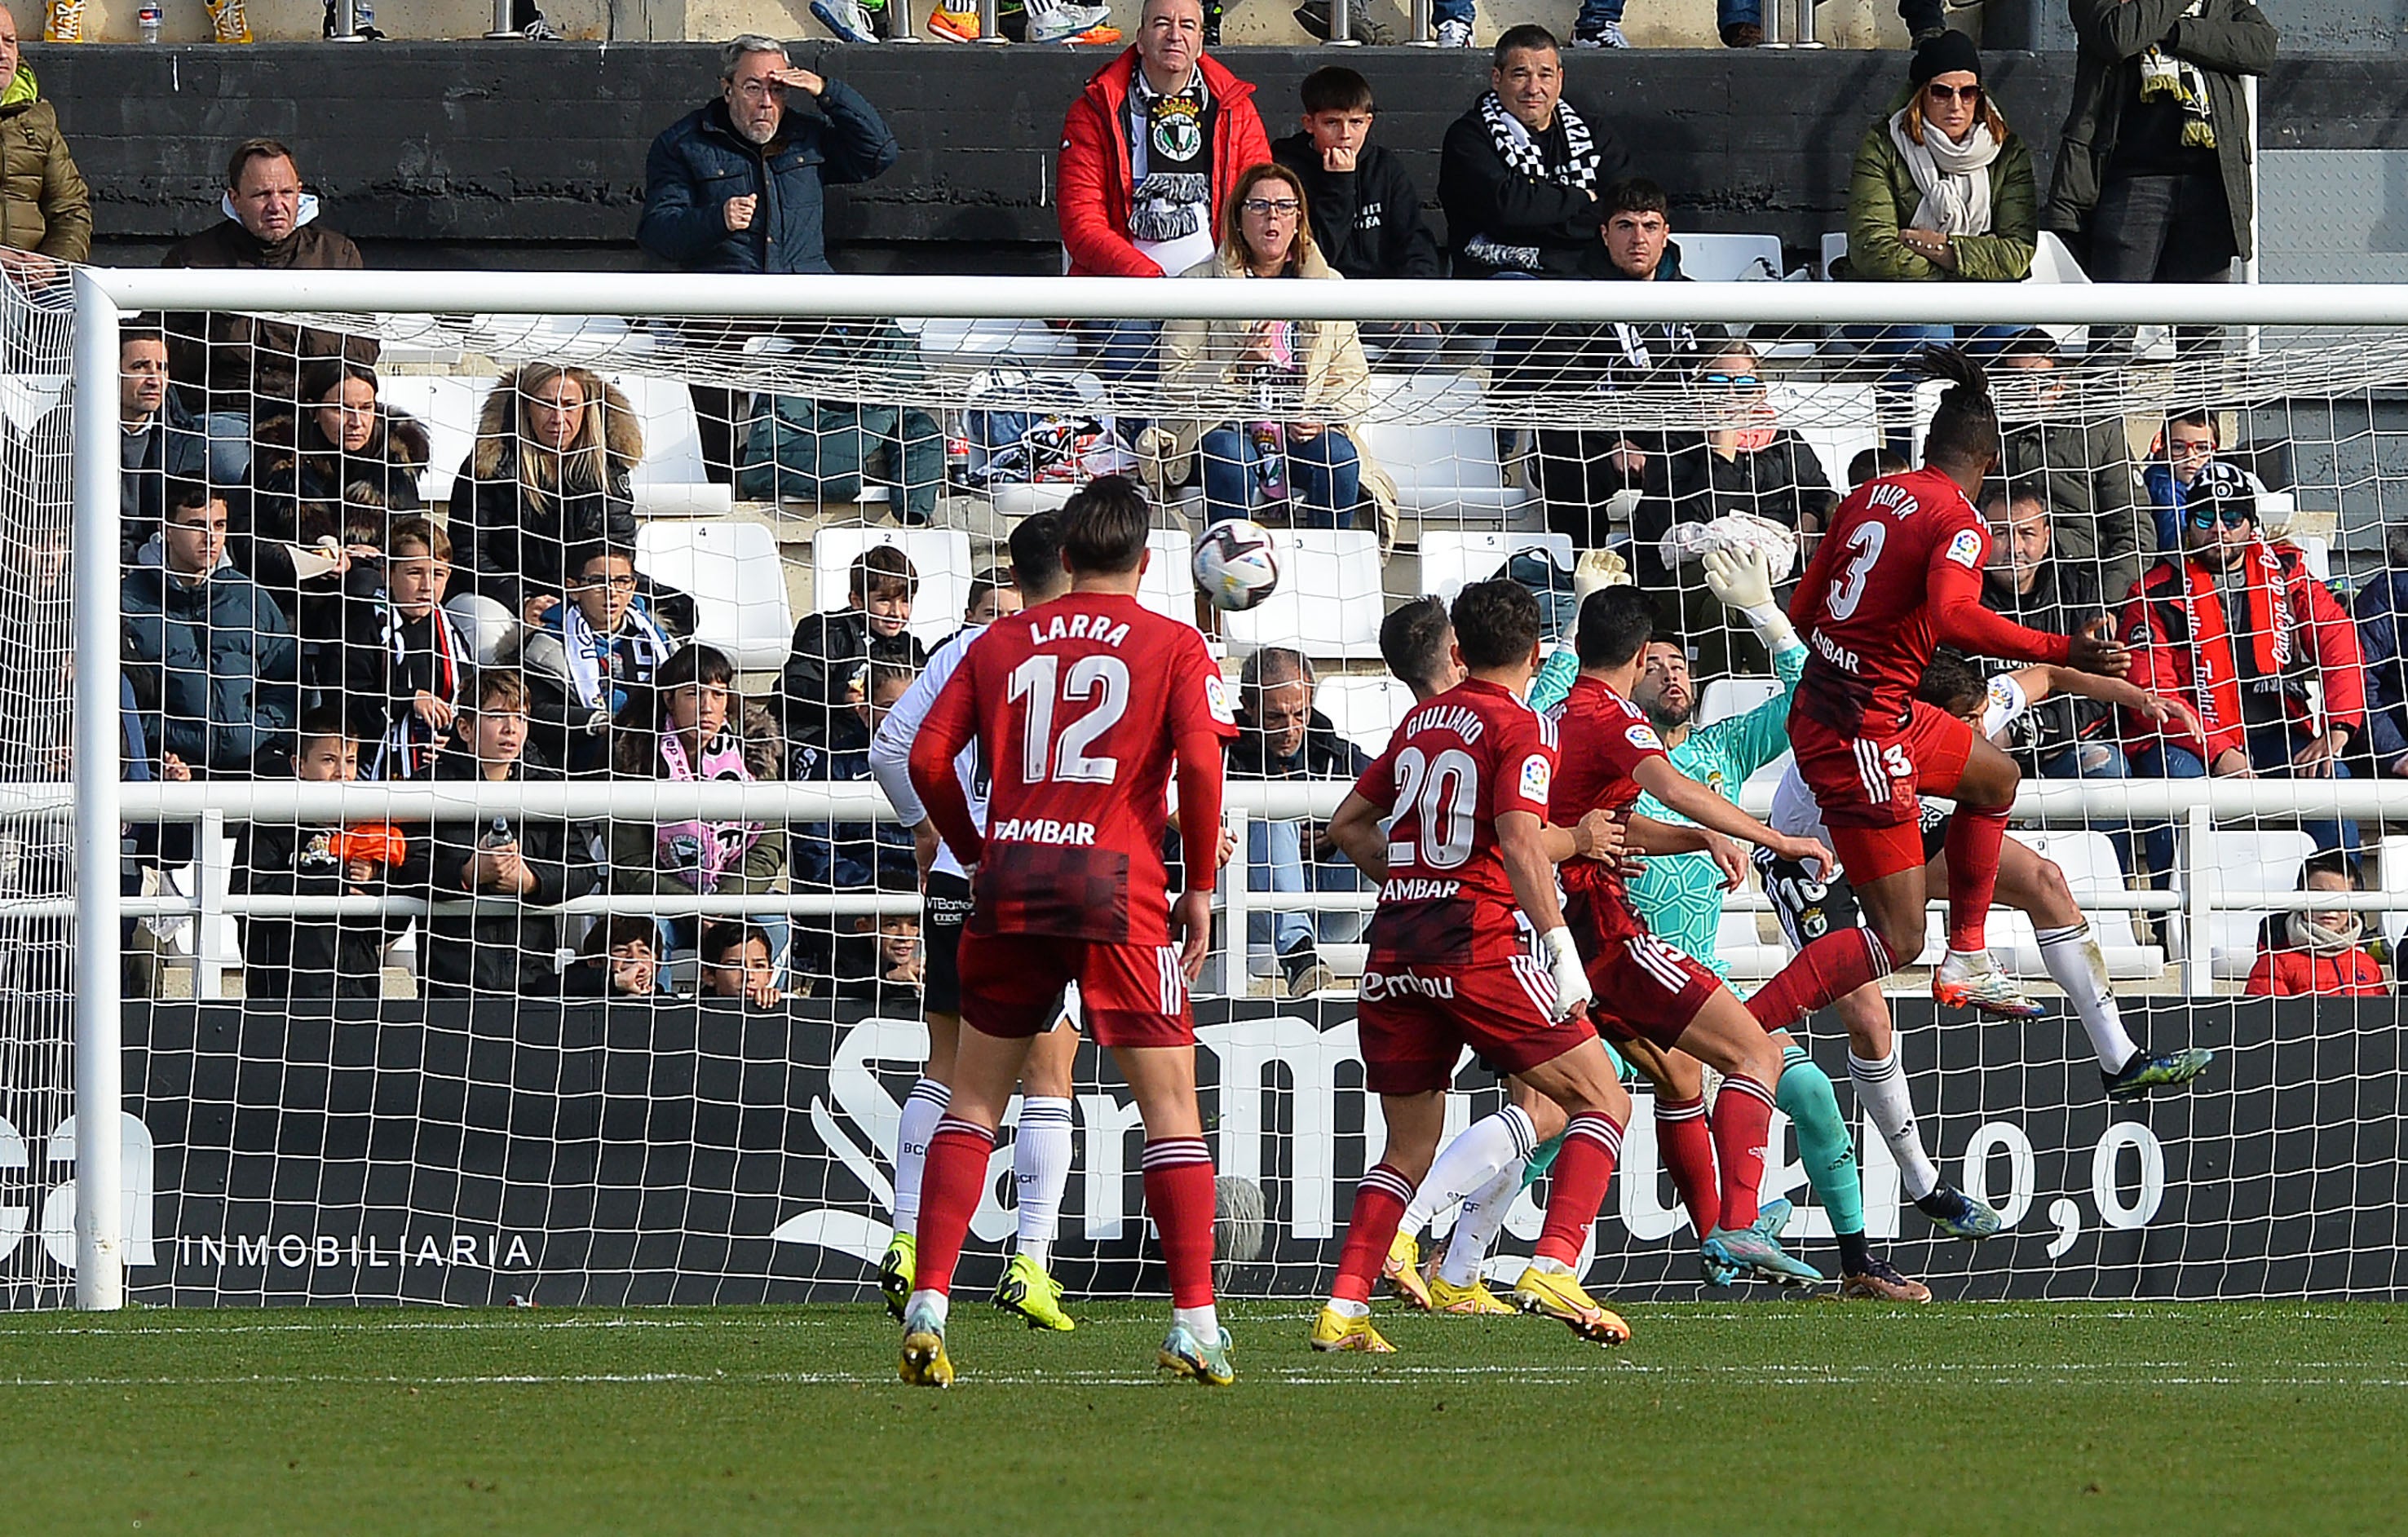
[161,137,375,483]
[0,5,92,279]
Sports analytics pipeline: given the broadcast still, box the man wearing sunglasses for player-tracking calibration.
[2120,459,2365,862]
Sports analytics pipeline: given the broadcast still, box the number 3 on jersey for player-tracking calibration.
[1825,520,1888,621]
[1007,653,1129,784]
[1387,744,1478,871]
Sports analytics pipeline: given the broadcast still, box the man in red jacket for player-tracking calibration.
[2123,459,2366,861]
[1056,0,1270,378]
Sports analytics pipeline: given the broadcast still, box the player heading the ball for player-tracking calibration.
[1749,345,2132,1032]
[903,475,1239,1389]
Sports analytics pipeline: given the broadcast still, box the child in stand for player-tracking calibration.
[2247,850,2388,996]
[232,709,401,1000]
[531,537,678,776]
[700,921,784,1008]
[563,914,668,998]
[346,516,469,780]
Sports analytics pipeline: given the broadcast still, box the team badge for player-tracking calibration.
[1519,753,1552,806]
[1152,112,1203,163]
[1945,528,1984,568]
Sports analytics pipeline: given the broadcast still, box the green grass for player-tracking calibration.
[5,1301,2406,1534]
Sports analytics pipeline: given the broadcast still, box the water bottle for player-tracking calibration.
[138,3,163,40]
[1251,421,1287,504]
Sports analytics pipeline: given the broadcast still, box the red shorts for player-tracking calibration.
[1355,956,1597,1098]
[1583,932,1721,1050]
[956,930,1192,1049]
[1790,701,1977,882]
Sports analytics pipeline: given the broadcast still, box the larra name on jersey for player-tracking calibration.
[1809,627,1862,673]
[989,818,1098,846]
[1358,969,1457,1002]
[1025,612,1133,647]
[1404,704,1487,743]
[1381,877,1463,901]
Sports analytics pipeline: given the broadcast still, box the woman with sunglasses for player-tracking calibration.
[1634,345,1838,678]
[1156,161,1394,541]
[1849,30,2037,287]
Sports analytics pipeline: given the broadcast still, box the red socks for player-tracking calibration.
[1330,1163,1415,1305]
[1747,927,1894,1032]
[1140,1137,1218,1309]
[912,1116,997,1300]
[1654,1095,1720,1239]
[1944,804,2010,954]
[1712,1074,1778,1231]
[1535,1114,1626,1266]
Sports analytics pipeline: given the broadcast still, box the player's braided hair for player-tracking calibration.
[1917,343,2002,475]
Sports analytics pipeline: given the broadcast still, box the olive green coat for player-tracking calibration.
[0,66,91,263]
[1846,96,2038,284]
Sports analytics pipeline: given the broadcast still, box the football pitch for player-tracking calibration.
[5,1301,2403,1535]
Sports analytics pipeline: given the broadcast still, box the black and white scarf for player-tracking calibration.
[1129,70,1214,244]
[1479,90,1602,192]
[369,603,467,782]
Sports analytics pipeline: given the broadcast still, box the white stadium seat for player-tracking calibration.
[811,527,974,651]
[1354,373,1542,528]
[1224,529,1384,661]
[1697,675,1783,729]
[1675,232,1788,283]
[636,520,795,672]
[1999,828,2167,978]
[1768,382,1879,496]
[1416,529,1574,609]
[1315,674,1416,762]
[605,373,731,518]
[375,373,493,508]
[1138,528,1197,625]
[2178,828,2315,979]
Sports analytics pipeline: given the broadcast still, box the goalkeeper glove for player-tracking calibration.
[1538,926,1593,1022]
[1702,545,1798,651]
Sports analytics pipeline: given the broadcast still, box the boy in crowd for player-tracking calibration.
[563,915,667,998]
[780,544,928,751]
[530,538,678,775]
[232,709,400,1001]
[837,912,924,1000]
[793,661,921,893]
[402,669,582,1000]
[345,517,469,781]
[702,921,784,1007]
[1271,66,1443,364]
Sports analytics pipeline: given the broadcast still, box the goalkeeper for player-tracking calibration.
[1518,543,1929,1299]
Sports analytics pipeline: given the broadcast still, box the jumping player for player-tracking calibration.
[868,511,1081,1333]
[1747,346,2131,1034]
[1758,652,2216,1228]
[901,477,1238,1388]
[1312,581,1637,1354]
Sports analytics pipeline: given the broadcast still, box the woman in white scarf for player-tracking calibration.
[1845,29,2038,285]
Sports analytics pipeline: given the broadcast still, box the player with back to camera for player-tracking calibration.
[1747,346,2132,1036]
[903,477,1239,1388]
[1312,581,1639,1354]
[869,512,1085,1335]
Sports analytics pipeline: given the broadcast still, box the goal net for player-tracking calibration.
[11,264,2408,1309]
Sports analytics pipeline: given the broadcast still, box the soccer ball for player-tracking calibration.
[1192,519,1281,612]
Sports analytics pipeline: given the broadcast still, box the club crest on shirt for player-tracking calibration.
[1151,108,1203,162]
[1624,723,1664,753]
[1945,528,1984,568]
[1519,752,1551,805]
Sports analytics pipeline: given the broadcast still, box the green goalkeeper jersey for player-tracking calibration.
[1529,638,1805,975]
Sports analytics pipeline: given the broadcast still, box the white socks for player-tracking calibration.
[2036,921,2141,1071]
[1172,1304,1221,1342]
[1847,1049,1941,1202]
[1014,1096,1075,1269]
[893,1077,949,1226]
[904,1288,948,1328]
[1437,1159,1525,1287]
[1401,1105,1538,1238]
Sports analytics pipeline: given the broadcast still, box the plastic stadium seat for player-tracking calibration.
[1697,675,1782,729]
[1999,828,2166,978]
[1675,233,1788,283]
[1768,382,1878,497]
[1138,528,1197,624]
[1352,373,1542,528]
[375,374,493,507]
[636,520,795,672]
[1818,232,1849,280]
[1716,904,1787,981]
[1416,531,1574,607]
[0,373,64,436]
[2179,828,2314,979]
[1224,529,1384,661]
[1315,674,1416,761]
[916,319,1080,364]
[811,527,974,651]
[605,373,732,518]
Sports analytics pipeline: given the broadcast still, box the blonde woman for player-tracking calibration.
[1158,162,1392,535]
[453,363,646,625]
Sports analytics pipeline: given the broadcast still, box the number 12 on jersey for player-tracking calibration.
[1006,653,1130,784]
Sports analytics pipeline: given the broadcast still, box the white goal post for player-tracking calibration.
[31,265,2408,1310]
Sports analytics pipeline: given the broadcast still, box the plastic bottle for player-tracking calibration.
[138,3,162,40]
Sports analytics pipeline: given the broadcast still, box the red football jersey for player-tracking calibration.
[1788,465,1995,738]
[912,591,1235,946]
[1544,674,1668,940]
[1355,677,1557,966]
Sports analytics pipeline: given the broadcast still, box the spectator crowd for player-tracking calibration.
[4,0,2375,996]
